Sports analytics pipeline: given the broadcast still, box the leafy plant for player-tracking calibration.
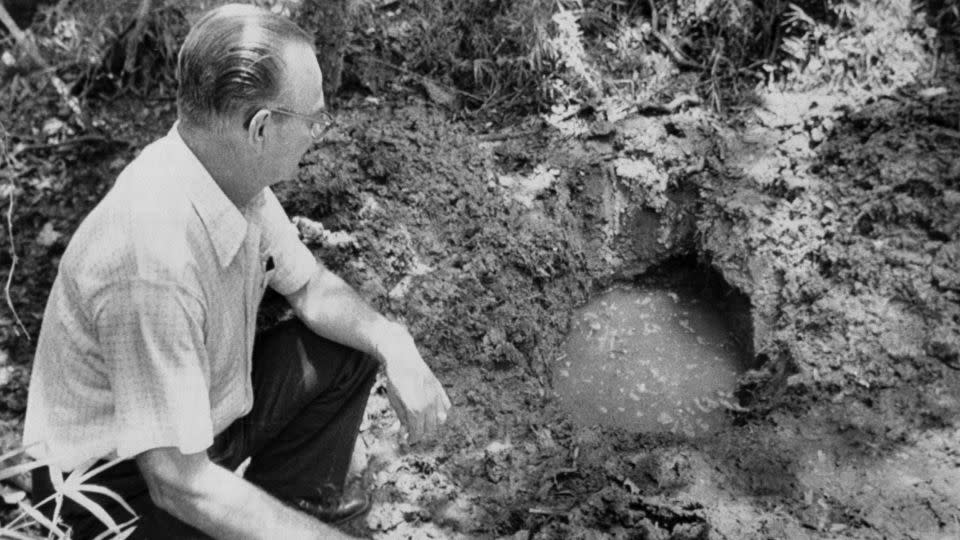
[342,0,559,112]
[0,446,137,540]
[774,0,928,91]
[548,5,601,100]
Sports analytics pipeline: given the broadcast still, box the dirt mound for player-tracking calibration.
[269,81,960,538]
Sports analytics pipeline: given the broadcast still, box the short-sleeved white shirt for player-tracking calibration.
[23,124,317,471]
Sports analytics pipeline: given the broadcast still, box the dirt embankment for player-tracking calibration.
[274,80,960,539]
[1,73,958,540]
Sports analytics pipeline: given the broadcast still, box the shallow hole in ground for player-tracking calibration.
[553,257,757,436]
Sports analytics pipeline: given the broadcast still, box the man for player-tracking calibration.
[22,4,451,539]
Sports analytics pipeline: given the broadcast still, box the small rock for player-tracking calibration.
[782,133,810,155]
[786,373,806,387]
[761,91,840,127]
[323,230,357,247]
[613,157,655,180]
[387,276,413,300]
[944,190,960,207]
[589,121,616,138]
[919,86,948,99]
[485,440,512,454]
[0,366,12,386]
[36,222,63,247]
[809,127,825,143]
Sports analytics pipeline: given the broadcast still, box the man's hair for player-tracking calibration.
[176,3,315,129]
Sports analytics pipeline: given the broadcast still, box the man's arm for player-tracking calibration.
[285,264,451,441]
[136,447,355,539]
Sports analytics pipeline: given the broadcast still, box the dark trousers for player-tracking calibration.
[32,319,379,539]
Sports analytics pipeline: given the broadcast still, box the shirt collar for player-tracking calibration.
[166,123,249,268]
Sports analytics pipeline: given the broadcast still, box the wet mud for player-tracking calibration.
[556,283,748,436]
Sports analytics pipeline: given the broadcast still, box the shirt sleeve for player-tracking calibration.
[94,279,214,460]
[257,188,317,295]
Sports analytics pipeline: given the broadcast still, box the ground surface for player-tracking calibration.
[2,54,960,540]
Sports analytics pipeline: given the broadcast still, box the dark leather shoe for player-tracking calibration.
[291,492,371,525]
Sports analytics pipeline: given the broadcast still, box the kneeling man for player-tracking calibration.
[23,4,450,539]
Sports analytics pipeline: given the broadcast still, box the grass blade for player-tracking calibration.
[47,465,65,493]
[79,457,126,484]
[0,460,46,483]
[48,495,64,540]
[0,442,46,465]
[0,446,27,464]
[15,500,67,539]
[61,465,85,492]
[3,491,58,530]
[90,519,138,540]
[77,484,137,518]
[62,489,120,533]
[0,527,46,540]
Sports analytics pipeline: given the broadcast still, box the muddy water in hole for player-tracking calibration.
[555,285,751,436]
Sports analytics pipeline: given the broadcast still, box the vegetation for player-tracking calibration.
[1,0,952,113]
[339,0,948,114]
[0,447,135,539]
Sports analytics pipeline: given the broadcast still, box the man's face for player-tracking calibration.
[263,42,326,184]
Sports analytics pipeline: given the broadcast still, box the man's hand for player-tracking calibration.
[376,324,452,442]
[286,266,452,441]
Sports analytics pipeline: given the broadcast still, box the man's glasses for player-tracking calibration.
[268,107,334,140]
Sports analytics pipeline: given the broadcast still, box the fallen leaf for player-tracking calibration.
[422,80,456,108]
[42,117,66,138]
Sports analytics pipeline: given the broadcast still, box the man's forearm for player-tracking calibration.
[285,264,451,443]
[154,459,352,540]
[287,265,401,361]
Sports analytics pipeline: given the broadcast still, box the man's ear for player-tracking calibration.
[246,109,271,149]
